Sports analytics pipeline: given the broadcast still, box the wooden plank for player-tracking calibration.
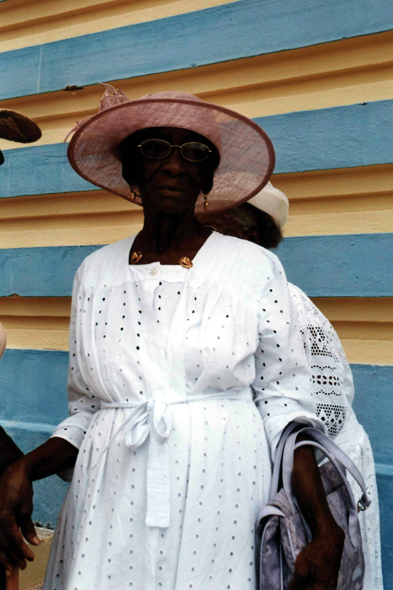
[276,233,393,297]
[1,295,392,363]
[1,166,393,248]
[0,349,390,466]
[1,0,393,100]
[2,30,393,149]
[258,100,393,174]
[0,0,240,53]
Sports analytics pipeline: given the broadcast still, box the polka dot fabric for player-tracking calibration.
[45,232,323,590]
[288,283,383,589]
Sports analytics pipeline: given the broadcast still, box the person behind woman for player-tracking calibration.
[0,87,344,590]
[200,181,383,589]
[0,112,42,587]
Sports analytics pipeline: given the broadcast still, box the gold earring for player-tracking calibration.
[130,186,140,202]
[203,193,209,211]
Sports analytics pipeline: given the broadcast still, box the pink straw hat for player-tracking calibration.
[67,85,275,213]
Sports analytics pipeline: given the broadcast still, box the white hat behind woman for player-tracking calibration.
[247,181,289,228]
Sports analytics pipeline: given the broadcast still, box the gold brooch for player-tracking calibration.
[179,256,193,269]
[130,251,143,264]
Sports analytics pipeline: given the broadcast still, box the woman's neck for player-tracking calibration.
[133,208,211,264]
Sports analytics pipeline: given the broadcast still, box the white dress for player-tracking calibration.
[44,232,323,590]
[289,284,383,590]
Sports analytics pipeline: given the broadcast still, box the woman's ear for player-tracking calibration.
[121,161,137,189]
[201,166,215,195]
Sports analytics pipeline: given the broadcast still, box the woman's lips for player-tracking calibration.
[156,184,186,194]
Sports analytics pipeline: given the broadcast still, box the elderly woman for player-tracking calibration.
[0,88,344,590]
[200,182,383,590]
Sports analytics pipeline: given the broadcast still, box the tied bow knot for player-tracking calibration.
[124,398,173,450]
[97,398,174,528]
[96,389,251,529]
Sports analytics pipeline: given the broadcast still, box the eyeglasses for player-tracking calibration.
[137,139,212,162]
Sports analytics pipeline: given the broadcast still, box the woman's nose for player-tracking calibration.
[162,147,186,175]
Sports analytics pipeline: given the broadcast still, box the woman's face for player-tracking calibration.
[121,127,217,215]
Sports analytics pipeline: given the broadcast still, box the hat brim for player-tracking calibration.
[67,97,275,213]
[0,110,42,144]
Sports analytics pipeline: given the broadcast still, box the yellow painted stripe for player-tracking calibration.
[275,164,393,236]
[0,0,239,52]
[0,192,143,247]
[274,164,393,201]
[339,339,393,366]
[285,209,393,236]
[1,31,393,152]
[1,296,391,365]
[0,164,392,247]
[313,298,393,323]
[0,296,70,350]
[311,298,393,364]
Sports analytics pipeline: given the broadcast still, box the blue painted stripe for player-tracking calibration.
[0,244,98,297]
[0,143,93,198]
[0,350,69,424]
[376,463,393,477]
[0,354,392,541]
[352,365,393,466]
[0,234,392,297]
[2,100,393,198]
[256,100,393,173]
[0,349,392,465]
[377,469,393,587]
[276,234,393,297]
[0,419,54,434]
[1,0,393,101]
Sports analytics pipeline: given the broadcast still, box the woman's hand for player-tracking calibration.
[0,437,78,576]
[289,441,345,590]
[289,523,344,590]
[0,459,39,576]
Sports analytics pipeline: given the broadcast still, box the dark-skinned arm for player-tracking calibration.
[0,428,24,475]
[0,437,78,576]
[289,442,345,590]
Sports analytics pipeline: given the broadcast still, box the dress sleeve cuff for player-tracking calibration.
[262,411,327,461]
[50,412,94,480]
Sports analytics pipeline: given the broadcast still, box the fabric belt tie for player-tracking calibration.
[96,391,251,528]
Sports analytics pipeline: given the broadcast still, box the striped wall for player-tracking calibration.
[0,0,392,586]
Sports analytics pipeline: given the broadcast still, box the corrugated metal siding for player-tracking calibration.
[0,0,392,585]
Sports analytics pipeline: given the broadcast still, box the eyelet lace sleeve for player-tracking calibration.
[252,252,326,457]
[288,283,353,438]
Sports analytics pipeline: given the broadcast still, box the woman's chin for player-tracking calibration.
[142,192,197,215]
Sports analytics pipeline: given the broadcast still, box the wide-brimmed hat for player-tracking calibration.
[0,110,42,165]
[248,181,289,228]
[66,85,275,213]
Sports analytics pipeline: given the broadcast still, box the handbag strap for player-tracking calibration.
[283,427,370,509]
[281,430,370,547]
[268,421,301,500]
